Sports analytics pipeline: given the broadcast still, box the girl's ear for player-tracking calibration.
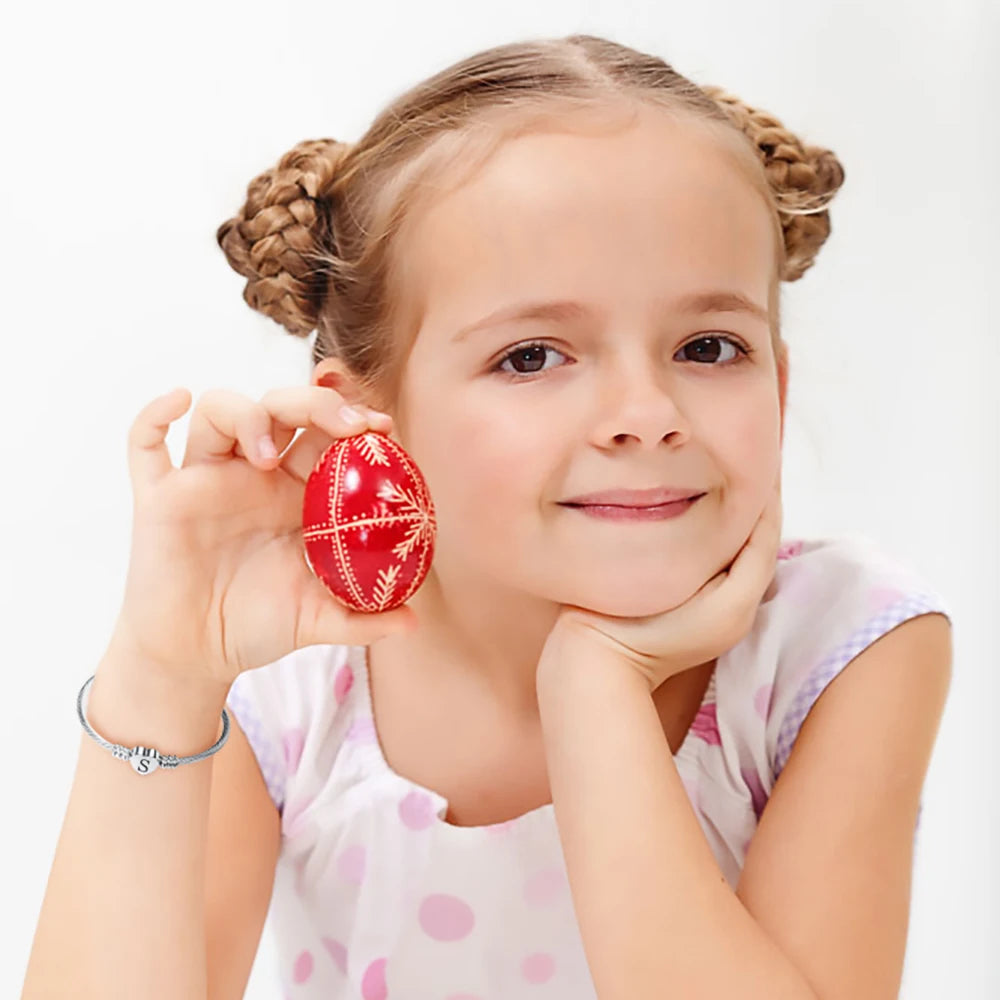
[311,358,369,407]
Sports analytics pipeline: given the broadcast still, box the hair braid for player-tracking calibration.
[700,85,846,280]
[217,138,351,336]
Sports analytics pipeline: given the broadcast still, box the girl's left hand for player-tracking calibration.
[544,475,783,695]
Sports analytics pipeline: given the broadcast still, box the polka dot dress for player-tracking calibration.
[225,534,952,998]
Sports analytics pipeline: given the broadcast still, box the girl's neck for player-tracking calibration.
[384,575,565,723]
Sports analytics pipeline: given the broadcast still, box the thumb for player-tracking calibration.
[310,597,418,648]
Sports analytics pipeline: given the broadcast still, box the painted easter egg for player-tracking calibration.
[302,430,436,612]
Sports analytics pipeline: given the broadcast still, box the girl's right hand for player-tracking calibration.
[108,385,418,692]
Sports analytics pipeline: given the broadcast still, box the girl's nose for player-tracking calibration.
[596,362,691,448]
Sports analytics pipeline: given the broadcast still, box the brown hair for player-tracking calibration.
[217,34,845,413]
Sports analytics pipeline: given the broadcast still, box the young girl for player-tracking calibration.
[25,34,953,1000]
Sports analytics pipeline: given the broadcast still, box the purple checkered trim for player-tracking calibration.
[225,683,286,815]
[773,593,949,782]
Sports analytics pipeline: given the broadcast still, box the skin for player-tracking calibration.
[313,103,789,728]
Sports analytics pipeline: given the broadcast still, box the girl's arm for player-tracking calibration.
[22,633,231,1000]
[537,610,951,1000]
[536,631,820,1000]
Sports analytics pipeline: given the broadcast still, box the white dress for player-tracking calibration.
[225,533,953,999]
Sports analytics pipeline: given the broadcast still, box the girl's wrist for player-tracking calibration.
[85,653,230,761]
[103,619,232,701]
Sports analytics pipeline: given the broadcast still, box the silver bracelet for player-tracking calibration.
[77,674,230,775]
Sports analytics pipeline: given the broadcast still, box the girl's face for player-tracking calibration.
[366,107,784,617]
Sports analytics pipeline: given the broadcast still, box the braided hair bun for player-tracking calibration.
[217,138,350,336]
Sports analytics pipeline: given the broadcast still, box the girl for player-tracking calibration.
[24,34,953,1000]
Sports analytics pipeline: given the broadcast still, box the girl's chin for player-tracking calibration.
[560,583,708,619]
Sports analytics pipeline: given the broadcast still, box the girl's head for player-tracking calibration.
[218,35,844,618]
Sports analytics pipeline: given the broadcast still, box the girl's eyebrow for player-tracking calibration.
[452,290,769,342]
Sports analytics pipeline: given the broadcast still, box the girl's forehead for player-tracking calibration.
[405,162,771,333]
[425,112,748,218]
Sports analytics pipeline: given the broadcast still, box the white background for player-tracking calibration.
[4,1,996,997]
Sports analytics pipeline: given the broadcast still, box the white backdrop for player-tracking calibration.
[4,1,996,997]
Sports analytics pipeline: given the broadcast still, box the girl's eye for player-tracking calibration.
[490,335,752,380]
[492,341,570,378]
[677,335,752,366]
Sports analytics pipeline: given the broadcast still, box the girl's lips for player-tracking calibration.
[562,487,705,506]
[561,495,703,521]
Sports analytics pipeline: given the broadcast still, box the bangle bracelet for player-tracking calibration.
[77,674,230,775]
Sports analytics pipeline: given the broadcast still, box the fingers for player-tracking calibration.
[277,398,394,482]
[342,603,419,643]
[723,485,783,626]
[256,396,393,469]
[299,571,418,646]
[179,386,393,481]
[127,387,193,499]
[674,486,782,646]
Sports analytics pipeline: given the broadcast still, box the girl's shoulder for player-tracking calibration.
[769,532,952,634]
[717,534,953,782]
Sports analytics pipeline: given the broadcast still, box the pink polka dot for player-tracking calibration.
[292,949,314,984]
[524,866,566,906]
[485,818,518,836]
[777,539,804,560]
[399,789,436,830]
[322,937,348,975]
[293,858,309,896]
[753,683,773,721]
[740,767,768,821]
[282,727,305,774]
[361,957,387,1000]
[689,702,721,745]
[336,844,367,884]
[781,566,816,607]
[334,664,354,705]
[869,585,904,613]
[282,794,313,840]
[347,715,377,744]
[419,893,476,941]
[521,952,556,984]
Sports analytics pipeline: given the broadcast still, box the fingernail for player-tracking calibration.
[340,404,366,425]
[257,435,278,460]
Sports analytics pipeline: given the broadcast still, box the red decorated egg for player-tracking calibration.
[302,430,436,612]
